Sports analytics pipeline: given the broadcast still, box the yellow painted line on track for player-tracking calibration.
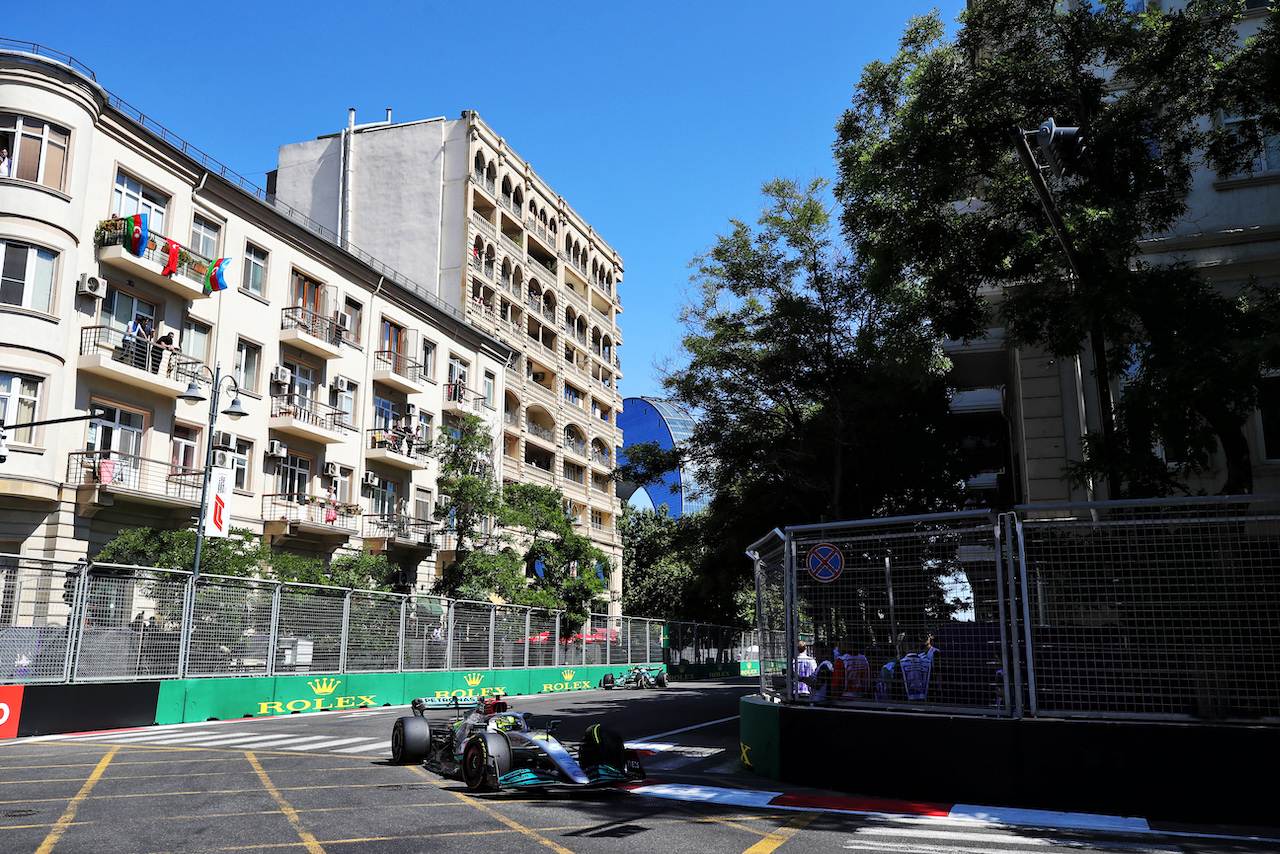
[33,745,118,854]
[245,751,327,854]
[409,764,578,854]
[741,813,815,854]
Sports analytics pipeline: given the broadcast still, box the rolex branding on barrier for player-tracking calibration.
[255,678,377,715]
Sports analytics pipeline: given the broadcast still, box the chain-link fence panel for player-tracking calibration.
[185,575,272,676]
[786,511,1002,712]
[449,600,495,669]
[346,591,404,672]
[275,584,346,674]
[525,610,562,667]
[0,555,81,683]
[402,596,448,671]
[75,566,189,681]
[1016,496,1280,721]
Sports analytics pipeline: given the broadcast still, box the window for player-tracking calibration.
[448,355,469,389]
[373,394,399,430]
[334,466,352,504]
[170,424,199,474]
[292,269,323,313]
[422,340,437,380]
[591,508,605,530]
[1222,113,1280,177]
[380,318,406,355]
[234,340,261,393]
[0,373,40,443]
[564,383,584,407]
[242,243,268,297]
[563,460,584,484]
[278,453,311,499]
[415,487,433,522]
[0,240,55,313]
[484,371,495,408]
[190,215,220,259]
[181,319,211,363]
[418,410,434,443]
[0,113,69,191]
[112,172,168,234]
[232,438,252,490]
[332,379,356,426]
[370,476,399,516]
[344,296,363,346]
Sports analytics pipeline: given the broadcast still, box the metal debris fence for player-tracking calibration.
[0,556,752,684]
[748,495,1280,723]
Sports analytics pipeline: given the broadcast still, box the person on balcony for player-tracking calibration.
[151,331,176,375]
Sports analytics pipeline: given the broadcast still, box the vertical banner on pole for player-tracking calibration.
[204,468,234,538]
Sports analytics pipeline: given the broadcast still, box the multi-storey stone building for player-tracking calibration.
[0,45,522,592]
[271,111,625,604]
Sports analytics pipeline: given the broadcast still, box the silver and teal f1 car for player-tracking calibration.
[390,695,645,792]
[600,664,668,690]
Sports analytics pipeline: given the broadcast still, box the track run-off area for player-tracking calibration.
[3,678,1276,854]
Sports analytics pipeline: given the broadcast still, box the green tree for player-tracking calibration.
[428,413,509,599]
[617,503,698,620]
[620,178,973,624]
[834,0,1280,496]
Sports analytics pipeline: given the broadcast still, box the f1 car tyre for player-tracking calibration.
[578,723,626,771]
[655,670,668,688]
[461,731,512,791]
[391,715,431,765]
[600,672,615,690]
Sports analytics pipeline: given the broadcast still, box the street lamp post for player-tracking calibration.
[178,362,248,580]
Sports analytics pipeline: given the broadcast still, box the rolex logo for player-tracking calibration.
[308,677,341,696]
[463,672,485,687]
[561,669,576,680]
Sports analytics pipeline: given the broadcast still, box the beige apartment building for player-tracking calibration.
[271,111,626,604]
[0,46,517,591]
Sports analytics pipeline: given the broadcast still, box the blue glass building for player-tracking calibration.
[616,397,706,516]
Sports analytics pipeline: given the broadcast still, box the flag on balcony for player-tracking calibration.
[161,238,181,277]
[203,257,232,294]
[124,213,148,257]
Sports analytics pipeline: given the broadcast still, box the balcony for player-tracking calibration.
[443,382,488,415]
[280,306,346,359]
[470,170,496,197]
[362,513,434,552]
[526,420,554,445]
[67,451,203,518]
[564,437,586,458]
[372,350,425,394]
[950,387,1005,415]
[471,210,496,238]
[528,254,556,282]
[591,449,612,468]
[95,220,214,301]
[366,427,429,470]
[262,492,358,544]
[77,326,206,397]
[270,394,356,443]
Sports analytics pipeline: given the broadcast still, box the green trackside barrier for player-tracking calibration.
[738,694,781,779]
[739,661,761,677]
[666,661,749,681]
[155,665,622,724]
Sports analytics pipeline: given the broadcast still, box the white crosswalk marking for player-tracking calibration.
[333,740,390,754]
[44,729,389,755]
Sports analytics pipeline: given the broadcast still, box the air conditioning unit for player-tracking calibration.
[266,440,287,458]
[212,431,236,450]
[532,372,545,382]
[332,376,350,392]
[211,449,234,468]
[77,273,106,299]
[362,471,380,488]
[405,403,417,418]
[335,311,352,331]
[323,462,340,478]
[271,366,292,385]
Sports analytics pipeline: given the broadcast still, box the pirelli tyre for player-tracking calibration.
[655,670,668,688]
[391,715,431,765]
[600,672,615,690]
[461,731,512,791]
[578,723,626,771]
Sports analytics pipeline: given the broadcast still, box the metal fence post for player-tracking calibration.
[398,595,407,673]
[1012,512,1038,718]
[266,582,282,677]
[339,590,352,674]
[523,609,531,668]
[445,601,456,670]
[177,573,195,679]
[488,604,496,669]
[62,558,89,683]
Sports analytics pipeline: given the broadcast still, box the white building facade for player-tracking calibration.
[0,46,513,590]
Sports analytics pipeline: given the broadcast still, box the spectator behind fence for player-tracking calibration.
[801,643,836,703]
[834,640,871,698]
[899,632,937,701]
[792,640,816,699]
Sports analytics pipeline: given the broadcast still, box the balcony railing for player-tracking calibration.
[527,421,554,443]
[95,220,214,286]
[67,451,203,503]
[374,350,425,385]
[78,325,204,383]
[591,450,611,467]
[503,410,520,427]
[362,513,434,547]
[281,305,346,346]
[366,427,430,465]
[270,394,357,433]
[471,170,496,196]
[564,437,586,458]
[262,492,360,534]
[444,382,488,412]
[529,255,556,281]
[471,211,496,237]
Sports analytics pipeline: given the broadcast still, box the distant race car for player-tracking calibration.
[600,664,668,690]
[390,694,646,792]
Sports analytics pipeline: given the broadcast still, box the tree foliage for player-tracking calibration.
[834,0,1280,496]
[617,503,700,621]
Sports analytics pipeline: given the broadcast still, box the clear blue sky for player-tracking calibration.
[7,1,964,400]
